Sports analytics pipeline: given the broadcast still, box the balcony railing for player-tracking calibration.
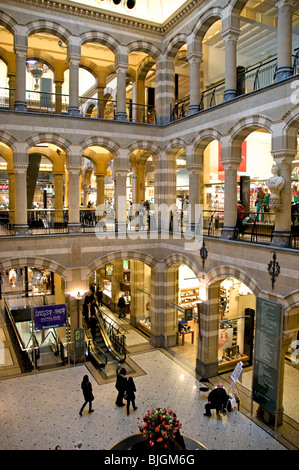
[0,207,297,248]
[27,209,68,234]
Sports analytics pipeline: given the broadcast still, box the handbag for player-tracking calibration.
[123,392,128,400]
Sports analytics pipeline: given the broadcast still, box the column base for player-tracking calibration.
[274,67,293,83]
[14,101,27,112]
[68,107,80,116]
[222,89,237,102]
[115,112,128,122]
[271,230,291,248]
[68,223,82,233]
[14,224,29,236]
[221,226,236,240]
[150,333,177,348]
[187,105,200,116]
[196,358,218,379]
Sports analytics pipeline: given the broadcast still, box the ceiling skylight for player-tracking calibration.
[67,0,189,23]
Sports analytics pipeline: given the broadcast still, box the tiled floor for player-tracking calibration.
[0,305,298,451]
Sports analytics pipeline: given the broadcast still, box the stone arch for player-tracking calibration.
[25,133,72,153]
[0,130,17,150]
[228,115,273,145]
[128,140,161,156]
[26,19,72,44]
[165,33,187,60]
[282,106,299,149]
[127,40,161,62]
[193,7,222,40]
[86,250,159,278]
[0,10,18,36]
[164,253,202,278]
[80,31,119,54]
[206,265,261,297]
[80,137,120,159]
[0,256,67,282]
[193,128,223,152]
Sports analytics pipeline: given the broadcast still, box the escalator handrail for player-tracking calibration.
[95,309,126,362]
[82,317,107,366]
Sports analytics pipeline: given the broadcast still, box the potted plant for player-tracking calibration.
[138,407,185,450]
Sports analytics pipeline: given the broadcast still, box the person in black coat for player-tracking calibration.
[79,375,94,415]
[96,283,103,306]
[115,367,127,406]
[126,376,137,416]
[117,294,126,318]
[203,384,228,416]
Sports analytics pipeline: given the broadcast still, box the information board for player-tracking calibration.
[34,304,67,330]
[252,298,283,415]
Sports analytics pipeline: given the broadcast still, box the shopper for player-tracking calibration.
[79,375,94,416]
[125,376,137,416]
[203,384,229,417]
[88,313,98,339]
[115,367,127,406]
[117,294,126,318]
[236,200,245,236]
[96,283,103,306]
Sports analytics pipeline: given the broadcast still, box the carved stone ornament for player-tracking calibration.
[266,164,285,212]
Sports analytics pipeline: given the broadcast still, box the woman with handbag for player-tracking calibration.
[79,375,94,416]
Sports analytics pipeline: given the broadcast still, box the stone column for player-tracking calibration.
[271,151,296,247]
[96,173,105,219]
[54,79,63,114]
[114,167,129,234]
[274,0,296,82]
[53,172,64,222]
[187,164,202,231]
[14,164,29,235]
[8,171,16,224]
[187,51,202,116]
[221,28,240,102]
[14,45,27,112]
[155,54,175,125]
[196,282,220,378]
[67,54,80,116]
[115,63,128,121]
[68,166,81,232]
[221,159,241,239]
[8,74,16,110]
[150,267,177,348]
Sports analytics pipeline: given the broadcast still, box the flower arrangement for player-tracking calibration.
[138,408,182,449]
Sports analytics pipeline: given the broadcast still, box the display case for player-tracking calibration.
[218,320,249,372]
[138,315,151,336]
[179,287,199,312]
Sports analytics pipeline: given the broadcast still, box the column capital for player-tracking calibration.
[221,27,240,42]
[271,150,297,163]
[68,165,81,175]
[14,164,28,173]
[186,51,203,65]
[186,164,203,174]
[274,0,296,8]
[114,167,129,177]
[220,158,241,170]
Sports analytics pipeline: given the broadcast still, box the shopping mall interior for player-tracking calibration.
[0,0,298,453]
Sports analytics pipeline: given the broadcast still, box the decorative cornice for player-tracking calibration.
[14,0,201,35]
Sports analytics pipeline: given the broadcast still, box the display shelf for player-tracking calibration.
[218,354,249,372]
[180,287,199,310]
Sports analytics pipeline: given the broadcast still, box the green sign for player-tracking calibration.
[74,328,85,356]
[252,298,283,415]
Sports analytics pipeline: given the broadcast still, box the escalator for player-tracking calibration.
[83,307,126,375]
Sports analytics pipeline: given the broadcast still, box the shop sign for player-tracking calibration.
[33,303,67,330]
[184,308,193,321]
[0,184,9,190]
[252,298,283,416]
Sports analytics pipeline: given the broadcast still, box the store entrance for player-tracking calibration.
[217,278,255,373]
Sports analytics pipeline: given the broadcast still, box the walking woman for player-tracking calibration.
[79,375,94,416]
